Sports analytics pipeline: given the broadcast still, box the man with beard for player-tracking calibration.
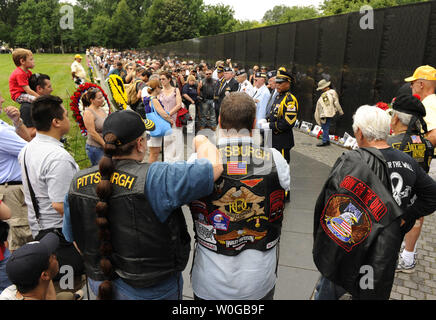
[198,69,217,130]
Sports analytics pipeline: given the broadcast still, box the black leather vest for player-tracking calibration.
[191,142,285,256]
[68,160,191,287]
[388,132,434,173]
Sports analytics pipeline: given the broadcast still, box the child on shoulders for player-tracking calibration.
[9,49,39,104]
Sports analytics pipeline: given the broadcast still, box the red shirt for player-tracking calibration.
[9,67,32,101]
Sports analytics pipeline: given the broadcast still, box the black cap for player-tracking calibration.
[255,72,267,79]
[267,70,277,79]
[6,233,59,287]
[236,69,247,76]
[223,66,233,72]
[392,94,426,118]
[103,110,155,146]
[276,67,292,83]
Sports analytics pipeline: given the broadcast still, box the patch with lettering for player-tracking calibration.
[214,228,267,251]
[339,175,387,221]
[321,195,372,252]
[195,221,216,244]
[212,187,265,222]
[76,171,136,190]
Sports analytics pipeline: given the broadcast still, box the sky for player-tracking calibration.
[203,0,324,21]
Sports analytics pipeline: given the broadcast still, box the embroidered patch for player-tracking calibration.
[340,176,387,221]
[321,195,372,252]
[195,221,216,244]
[209,210,230,231]
[269,190,285,222]
[227,161,247,175]
[241,178,263,188]
[411,135,422,144]
[214,228,267,250]
[212,187,265,222]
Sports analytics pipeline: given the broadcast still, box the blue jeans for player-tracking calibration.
[199,99,216,128]
[88,273,183,300]
[86,144,104,167]
[314,275,347,300]
[0,248,12,292]
[321,118,332,143]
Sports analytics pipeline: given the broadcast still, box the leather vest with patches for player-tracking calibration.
[68,160,191,287]
[191,142,285,256]
[388,132,434,173]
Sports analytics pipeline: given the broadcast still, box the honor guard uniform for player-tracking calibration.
[260,67,298,164]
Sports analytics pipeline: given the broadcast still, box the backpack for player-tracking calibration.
[126,80,142,105]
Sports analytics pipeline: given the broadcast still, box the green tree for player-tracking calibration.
[262,5,319,25]
[232,20,267,32]
[321,0,428,15]
[199,4,237,36]
[140,0,203,47]
[111,0,140,49]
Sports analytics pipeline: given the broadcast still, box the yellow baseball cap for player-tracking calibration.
[404,65,436,82]
[75,54,83,59]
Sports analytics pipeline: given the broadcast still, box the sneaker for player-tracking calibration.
[73,289,84,300]
[396,255,416,273]
[316,141,330,147]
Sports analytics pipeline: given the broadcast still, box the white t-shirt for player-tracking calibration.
[188,136,291,300]
[0,285,21,300]
[18,133,79,238]
[423,94,436,132]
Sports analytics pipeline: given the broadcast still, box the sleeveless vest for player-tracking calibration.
[388,132,434,173]
[68,160,191,287]
[191,142,285,256]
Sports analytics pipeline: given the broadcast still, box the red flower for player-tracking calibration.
[376,102,389,111]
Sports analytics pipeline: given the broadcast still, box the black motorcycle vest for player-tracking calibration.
[190,142,285,256]
[388,132,434,173]
[68,160,191,287]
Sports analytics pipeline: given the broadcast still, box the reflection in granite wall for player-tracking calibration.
[147,2,433,137]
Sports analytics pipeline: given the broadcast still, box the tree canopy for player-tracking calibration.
[0,0,429,51]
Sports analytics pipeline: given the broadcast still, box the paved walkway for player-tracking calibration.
[181,129,436,300]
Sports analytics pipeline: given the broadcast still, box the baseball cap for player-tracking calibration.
[255,72,267,79]
[236,69,247,76]
[6,233,59,287]
[75,54,83,59]
[223,66,233,72]
[217,65,224,73]
[103,110,155,146]
[392,94,426,118]
[276,67,292,83]
[404,65,436,82]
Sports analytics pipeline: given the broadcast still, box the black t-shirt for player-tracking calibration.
[379,147,436,216]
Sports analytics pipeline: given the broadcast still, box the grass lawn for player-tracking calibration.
[0,53,92,169]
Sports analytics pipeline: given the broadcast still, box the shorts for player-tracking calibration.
[15,93,36,104]
[148,136,163,148]
[0,184,32,251]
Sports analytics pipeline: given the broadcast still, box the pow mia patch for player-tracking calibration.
[195,221,216,244]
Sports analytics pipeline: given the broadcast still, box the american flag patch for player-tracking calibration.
[411,135,422,144]
[227,161,247,175]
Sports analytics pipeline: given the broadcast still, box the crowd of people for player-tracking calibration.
[0,45,436,301]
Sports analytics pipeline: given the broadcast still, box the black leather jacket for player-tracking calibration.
[313,148,404,300]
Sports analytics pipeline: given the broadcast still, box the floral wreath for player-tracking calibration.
[70,82,111,136]
[107,74,128,110]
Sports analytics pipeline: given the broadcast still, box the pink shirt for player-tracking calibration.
[9,67,32,101]
[159,87,179,122]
